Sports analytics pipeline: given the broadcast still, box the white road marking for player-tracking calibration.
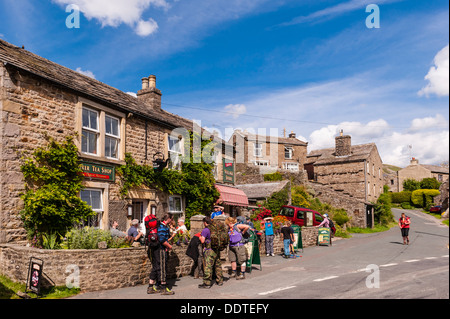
[404,259,420,263]
[380,263,398,267]
[313,275,339,282]
[258,286,296,296]
[424,257,438,260]
[442,255,449,258]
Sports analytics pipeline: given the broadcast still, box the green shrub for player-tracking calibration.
[374,193,394,226]
[264,172,283,182]
[420,178,441,190]
[403,179,421,191]
[401,202,413,209]
[411,189,440,209]
[332,209,350,226]
[61,227,131,250]
[390,191,412,204]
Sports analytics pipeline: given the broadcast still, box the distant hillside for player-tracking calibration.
[383,164,402,174]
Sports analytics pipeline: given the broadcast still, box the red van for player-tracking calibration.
[279,205,324,227]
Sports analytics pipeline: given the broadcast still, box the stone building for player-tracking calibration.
[229,129,308,173]
[0,39,237,244]
[304,132,383,227]
[395,157,449,192]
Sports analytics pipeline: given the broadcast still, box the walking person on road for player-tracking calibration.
[398,212,411,245]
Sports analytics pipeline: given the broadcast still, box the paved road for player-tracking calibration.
[71,208,448,299]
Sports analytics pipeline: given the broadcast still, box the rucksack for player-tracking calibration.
[228,226,243,245]
[144,214,159,247]
[328,218,336,235]
[208,220,229,251]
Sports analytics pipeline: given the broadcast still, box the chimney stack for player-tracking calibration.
[410,157,419,165]
[288,131,296,139]
[335,131,351,157]
[137,75,162,110]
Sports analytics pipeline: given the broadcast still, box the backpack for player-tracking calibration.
[328,218,336,235]
[208,220,229,251]
[144,214,159,247]
[228,226,243,245]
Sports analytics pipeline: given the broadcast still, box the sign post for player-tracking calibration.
[26,257,44,297]
[317,227,332,246]
[245,231,261,273]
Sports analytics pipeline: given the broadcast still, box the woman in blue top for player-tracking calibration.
[262,217,275,256]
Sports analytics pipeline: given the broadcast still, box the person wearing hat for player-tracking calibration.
[211,206,224,219]
[261,216,275,256]
[127,219,144,244]
[318,214,330,228]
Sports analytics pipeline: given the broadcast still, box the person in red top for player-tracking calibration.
[398,213,411,245]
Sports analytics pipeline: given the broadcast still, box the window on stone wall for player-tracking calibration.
[80,188,103,227]
[254,142,262,157]
[169,195,183,215]
[105,115,120,159]
[285,147,293,159]
[168,135,182,170]
[82,107,99,155]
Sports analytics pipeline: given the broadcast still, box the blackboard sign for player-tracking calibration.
[26,257,44,296]
[318,227,331,246]
[245,231,261,273]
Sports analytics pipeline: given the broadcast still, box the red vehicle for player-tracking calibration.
[279,205,325,227]
[429,205,442,213]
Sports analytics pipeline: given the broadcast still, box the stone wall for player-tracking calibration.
[309,182,367,228]
[0,226,320,292]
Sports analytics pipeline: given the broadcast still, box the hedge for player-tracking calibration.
[411,189,440,209]
[390,191,412,204]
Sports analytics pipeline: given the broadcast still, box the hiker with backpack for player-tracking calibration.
[225,217,250,280]
[198,217,228,289]
[317,214,336,236]
[147,213,175,295]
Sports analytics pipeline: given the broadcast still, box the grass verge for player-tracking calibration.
[0,274,80,299]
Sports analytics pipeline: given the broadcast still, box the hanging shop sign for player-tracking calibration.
[223,159,235,184]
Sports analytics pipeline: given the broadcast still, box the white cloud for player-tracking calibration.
[75,67,96,79]
[418,44,449,97]
[135,18,159,36]
[53,0,168,35]
[307,115,448,167]
[224,104,247,119]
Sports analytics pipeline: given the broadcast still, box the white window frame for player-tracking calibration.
[168,135,183,170]
[105,114,120,160]
[168,195,183,214]
[285,147,293,159]
[252,160,269,166]
[81,107,99,156]
[80,188,104,228]
[254,142,263,157]
[283,162,299,171]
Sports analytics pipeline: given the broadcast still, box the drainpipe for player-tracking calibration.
[364,159,367,202]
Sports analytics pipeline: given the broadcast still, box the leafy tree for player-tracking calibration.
[403,179,421,191]
[20,137,95,245]
[420,177,441,190]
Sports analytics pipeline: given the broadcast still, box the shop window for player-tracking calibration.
[283,162,299,171]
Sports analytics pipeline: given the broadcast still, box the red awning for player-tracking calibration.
[215,184,249,207]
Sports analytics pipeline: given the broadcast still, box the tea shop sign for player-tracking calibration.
[80,162,115,182]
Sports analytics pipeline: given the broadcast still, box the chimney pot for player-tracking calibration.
[288,131,296,138]
[148,75,156,88]
[141,77,149,90]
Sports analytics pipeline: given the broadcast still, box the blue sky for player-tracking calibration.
[0,0,448,167]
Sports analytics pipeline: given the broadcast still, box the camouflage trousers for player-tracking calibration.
[202,248,223,286]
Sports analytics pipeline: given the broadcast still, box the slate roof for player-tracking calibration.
[0,39,189,130]
[235,180,289,200]
[306,143,378,165]
[232,130,308,146]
